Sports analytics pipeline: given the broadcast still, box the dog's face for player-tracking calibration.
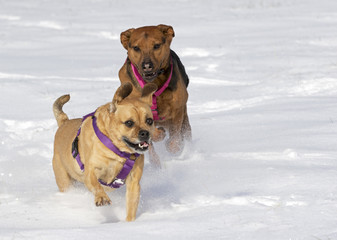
[121,24,175,82]
[106,83,157,154]
[114,100,154,153]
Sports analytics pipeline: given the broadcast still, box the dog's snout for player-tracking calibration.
[142,61,153,72]
[138,130,150,141]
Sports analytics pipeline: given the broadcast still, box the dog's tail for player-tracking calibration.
[53,94,70,127]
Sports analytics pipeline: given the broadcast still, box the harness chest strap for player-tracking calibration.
[71,111,139,188]
[130,57,173,121]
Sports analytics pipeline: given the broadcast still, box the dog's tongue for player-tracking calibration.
[139,141,149,149]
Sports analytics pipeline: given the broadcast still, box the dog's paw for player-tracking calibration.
[152,127,166,142]
[126,215,136,222]
[95,195,112,207]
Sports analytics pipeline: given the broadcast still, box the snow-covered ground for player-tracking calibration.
[1,0,337,239]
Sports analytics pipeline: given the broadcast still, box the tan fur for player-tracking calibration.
[52,83,156,222]
[53,94,70,127]
[119,24,192,167]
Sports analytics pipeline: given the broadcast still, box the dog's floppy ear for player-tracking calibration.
[141,83,157,106]
[110,82,133,112]
[157,24,175,44]
[120,28,135,50]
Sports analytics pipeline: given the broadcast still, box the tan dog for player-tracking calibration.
[119,24,192,166]
[52,83,157,222]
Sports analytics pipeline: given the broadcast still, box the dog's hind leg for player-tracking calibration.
[52,155,72,192]
[166,108,185,154]
[181,107,192,141]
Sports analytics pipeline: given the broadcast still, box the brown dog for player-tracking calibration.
[119,24,192,166]
[52,83,157,222]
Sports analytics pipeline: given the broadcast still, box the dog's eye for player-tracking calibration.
[124,120,134,128]
[133,46,140,52]
[153,44,161,50]
[146,118,153,126]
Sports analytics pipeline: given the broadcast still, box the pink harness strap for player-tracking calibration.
[130,59,173,121]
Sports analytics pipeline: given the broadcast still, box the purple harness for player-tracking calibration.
[72,111,139,188]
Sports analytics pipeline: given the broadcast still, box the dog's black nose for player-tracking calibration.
[138,130,150,141]
[142,61,153,72]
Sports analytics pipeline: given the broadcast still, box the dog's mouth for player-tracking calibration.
[142,71,158,82]
[142,68,165,82]
[123,137,150,153]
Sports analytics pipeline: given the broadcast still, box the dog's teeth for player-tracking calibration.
[138,142,149,149]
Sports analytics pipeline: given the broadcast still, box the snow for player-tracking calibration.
[1,0,337,239]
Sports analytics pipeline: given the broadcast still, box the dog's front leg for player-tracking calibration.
[149,143,161,168]
[152,127,166,142]
[84,168,111,206]
[125,156,144,221]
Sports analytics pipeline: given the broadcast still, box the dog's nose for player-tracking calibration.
[138,130,150,141]
[142,61,153,72]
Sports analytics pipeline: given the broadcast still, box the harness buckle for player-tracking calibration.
[112,178,125,186]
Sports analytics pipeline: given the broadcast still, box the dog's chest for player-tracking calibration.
[95,159,124,183]
[156,90,182,119]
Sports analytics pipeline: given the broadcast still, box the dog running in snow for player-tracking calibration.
[119,24,192,167]
[52,83,157,221]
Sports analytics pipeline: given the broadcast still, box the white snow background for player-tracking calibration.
[1,0,337,239]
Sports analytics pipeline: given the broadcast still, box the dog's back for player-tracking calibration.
[170,50,189,87]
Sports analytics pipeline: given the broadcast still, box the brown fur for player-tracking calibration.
[119,24,192,167]
[52,83,157,221]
